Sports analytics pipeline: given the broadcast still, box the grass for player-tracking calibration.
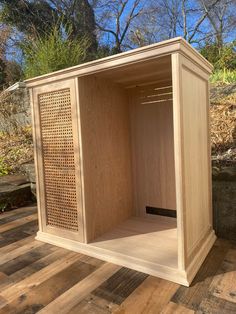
[211,69,236,84]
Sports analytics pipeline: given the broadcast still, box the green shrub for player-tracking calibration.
[210,69,236,84]
[201,42,236,84]
[22,26,90,78]
[201,42,236,71]
[0,157,11,176]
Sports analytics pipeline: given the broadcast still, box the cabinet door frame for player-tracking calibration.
[30,78,85,242]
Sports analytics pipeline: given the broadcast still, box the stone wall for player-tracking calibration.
[0,82,31,133]
[213,167,236,241]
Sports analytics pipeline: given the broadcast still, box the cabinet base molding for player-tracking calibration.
[36,230,216,286]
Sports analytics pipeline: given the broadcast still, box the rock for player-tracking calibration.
[0,174,29,186]
[212,166,220,179]
[210,83,236,102]
[212,166,236,181]
[0,174,33,211]
[21,163,36,183]
[30,183,37,198]
[213,179,236,241]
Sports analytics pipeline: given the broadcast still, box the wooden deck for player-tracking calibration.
[0,205,236,314]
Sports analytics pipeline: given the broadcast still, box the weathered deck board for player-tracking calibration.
[0,205,235,314]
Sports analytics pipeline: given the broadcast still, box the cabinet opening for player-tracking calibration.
[78,55,178,269]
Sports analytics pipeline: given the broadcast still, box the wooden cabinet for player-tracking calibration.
[26,37,216,286]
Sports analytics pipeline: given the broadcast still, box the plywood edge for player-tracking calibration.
[185,230,216,285]
[24,38,212,88]
[35,231,189,286]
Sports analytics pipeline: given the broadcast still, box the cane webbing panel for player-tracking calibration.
[39,89,79,232]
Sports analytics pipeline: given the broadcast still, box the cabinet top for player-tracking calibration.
[25,37,213,88]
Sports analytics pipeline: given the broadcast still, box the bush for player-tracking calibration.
[211,69,236,84]
[0,127,33,176]
[201,42,236,71]
[201,42,236,84]
[0,157,11,176]
[22,26,90,78]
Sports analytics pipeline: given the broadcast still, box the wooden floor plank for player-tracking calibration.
[171,240,230,311]
[0,208,37,226]
[0,251,81,309]
[0,213,38,233]
[38,263,121,314]
[0,240,44,266]
[0,235,34,255]
[0,272,8,283]
[209,248,236,304]
[198,295,236,314]
[0,205,37,220]
[1,206,236,314]
[0,256,104,314]
[0,248,68,291]
[161,301,194,313]
[113,276,179,314]
[92,268,148,305]
[69,294,119,314]
[0,220,38,248]
[0,243,56,275]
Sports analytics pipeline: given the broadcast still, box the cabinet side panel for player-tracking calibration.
[32,80,84,241]
[180,57,212,264]
[78,76,133,242]
[38,89,78,231]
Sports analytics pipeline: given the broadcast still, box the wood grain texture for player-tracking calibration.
[161,301,194,313]
[180,55,213,265]
[129,85,176,214]
[171,240,229,311]
[198,295,236,314]
[78,76,133,242]
[0,258,103,314]
[113,276,179,314]
[39,263,121,314]
[0,213,37,233]
[0,248,69,291]
[209,248,236,304]
[92,216,178,269]
[0,206,234,314]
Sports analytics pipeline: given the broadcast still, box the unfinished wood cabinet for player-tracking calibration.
[26,37,216,286]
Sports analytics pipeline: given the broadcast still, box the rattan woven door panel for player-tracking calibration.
[32,80,84,241]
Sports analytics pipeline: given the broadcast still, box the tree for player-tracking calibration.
[126,0,234,48]
[93,0,145,53]
[200,40,236,69]
[4,61,22,85]
[0,0,57,39]
[200,0,236,48]
[47,0,97,54]
[0,23,10,58]
[0,58,6,89]
[0,0,98,56]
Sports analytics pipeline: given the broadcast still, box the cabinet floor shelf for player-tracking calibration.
[91,216,178,269]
